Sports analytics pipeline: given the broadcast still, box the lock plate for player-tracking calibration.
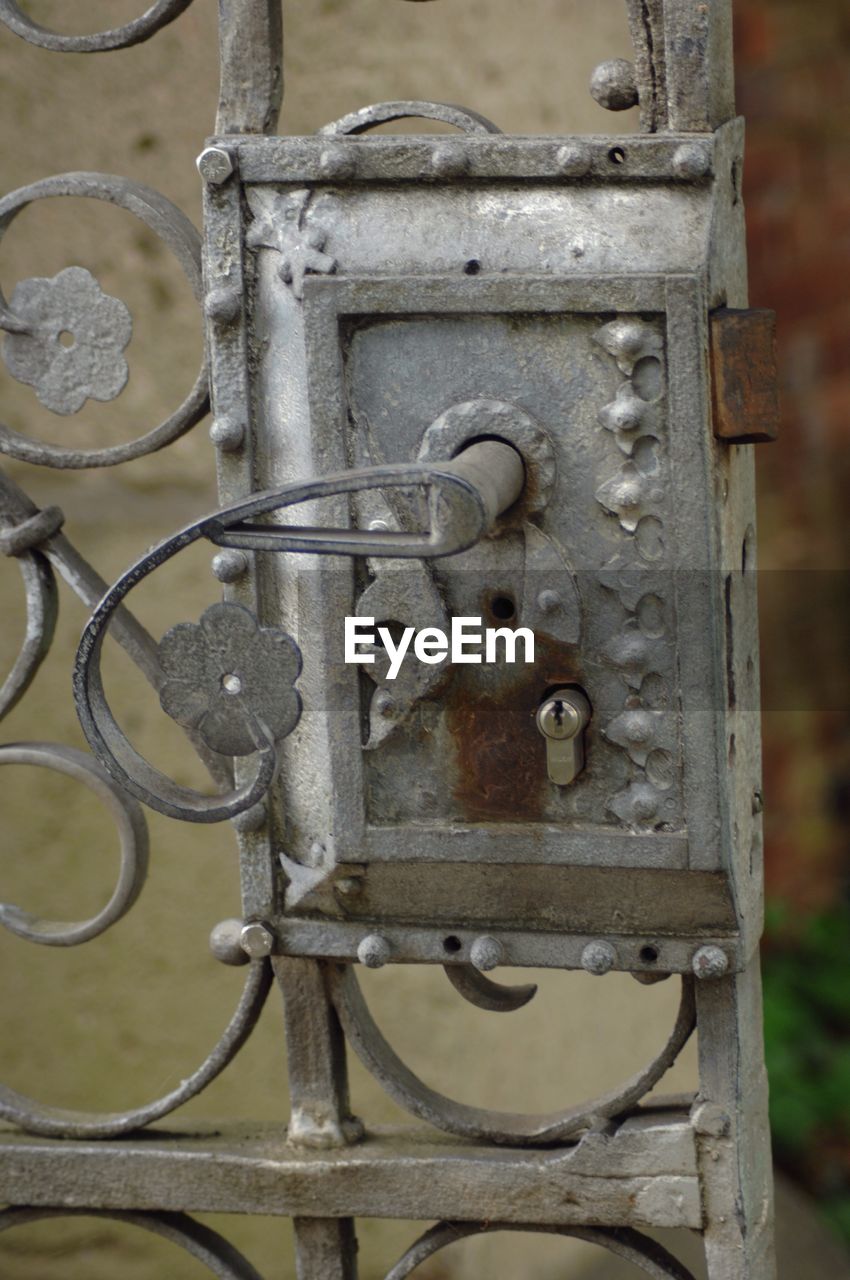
[202,122,760,961]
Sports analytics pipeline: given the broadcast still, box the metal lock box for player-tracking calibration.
[193,110,763,984]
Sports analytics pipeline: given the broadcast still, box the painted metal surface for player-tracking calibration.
[0,2,776,1277]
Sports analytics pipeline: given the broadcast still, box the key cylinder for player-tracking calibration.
[536,687,591,786]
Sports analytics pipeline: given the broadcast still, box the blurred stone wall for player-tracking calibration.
[0,1,846,1277]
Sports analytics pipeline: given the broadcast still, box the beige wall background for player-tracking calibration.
[0,3,845,1278]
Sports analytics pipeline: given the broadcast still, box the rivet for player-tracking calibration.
[589,59,639,112]
[692,945,729,980]
[581,940,617,975]
[240,921,275,958]
[430,144,468,178]
[537,589,562,614]
[197,146,236,185]
[231,800,267,834]
[556,142,591,177]
[205,286,241,325]
[212,549,249,583]
[357,934,391,968]
[470,935,504,972]
[672,143,710,180]
[691,1100,731,1137]
[209,416,245,452]
[368,519,390,532]
[319,145,357,179]
[209,918,251,966]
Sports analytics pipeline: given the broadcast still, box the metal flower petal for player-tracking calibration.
[2,266,132,415]
[157,602,302,757]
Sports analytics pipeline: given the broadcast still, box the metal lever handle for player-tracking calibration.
[209,439,524,560]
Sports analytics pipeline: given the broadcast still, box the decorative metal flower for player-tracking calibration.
[157,602,302,757]
[2,266,132,415]
[246,188,336,300]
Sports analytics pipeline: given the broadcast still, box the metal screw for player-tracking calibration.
[212,549,249,583]
[357,934,391,968]
[240,921,275,959]
[536,589,562,615]
[672,143,710,181]
[470,935,504,972]
[209,918,250,966]
[556,143,591,177]
[204,286,241,325]
[197,146,236,185]
[210,416,245,452]
[589,59,639,112]
[692,945,729,980]
[581,940,617,976]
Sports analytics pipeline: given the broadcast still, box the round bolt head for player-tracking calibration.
[536,589,562,615]
[240,921,275,959]
[204,286,241,326]
[319,145,357,179]
[470,935,504,972]
[430,144,468,178]
[212,549,249,583]
[197,147,236,185]
[692,945,729,980]
[556,143,591,177]
[210,918,251,966]
[581,940,617,976]
[589,59,639,112]
[210,415,245,452]
[357,933,391,968]
[672,143,710,180]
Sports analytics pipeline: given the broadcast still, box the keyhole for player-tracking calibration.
[552,699,565,728]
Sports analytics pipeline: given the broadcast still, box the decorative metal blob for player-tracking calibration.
[0,2,777,1278]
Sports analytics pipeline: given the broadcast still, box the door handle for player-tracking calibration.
[73,438,525,822]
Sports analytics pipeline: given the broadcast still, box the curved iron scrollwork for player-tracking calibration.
[0,959,271,1139]
[328,963,696,1145]
[385,1222,697,1280]
[0,173,208,469]
[0,1208,265,1279]
[0,0,196,53]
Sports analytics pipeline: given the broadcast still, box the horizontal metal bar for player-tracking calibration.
[276,920,741,976]
[0,1112,701,1230]
[226,132,721,185]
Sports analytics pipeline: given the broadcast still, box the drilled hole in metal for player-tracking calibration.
[442,935,462,954]
[58,329,75,348]
[608,147,626,165]
[490,595,516,621]
[463,259,481,275]
[639,945,659,964]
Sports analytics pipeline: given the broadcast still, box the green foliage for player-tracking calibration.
[763,901,850,1239]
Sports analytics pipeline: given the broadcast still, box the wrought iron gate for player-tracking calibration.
[0,2,778,1276]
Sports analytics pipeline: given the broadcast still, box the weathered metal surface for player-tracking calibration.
[0,1111,701,1228]
[0,1,777,1276]
[710,307,780,443]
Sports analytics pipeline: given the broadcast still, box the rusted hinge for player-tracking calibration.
[710,307,779,444]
